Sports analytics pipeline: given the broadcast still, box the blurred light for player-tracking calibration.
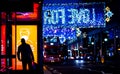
[75,60,79,63]
[104,38,108,42]
[75,60,84,63]
[80,46,83,48]
[50,43,54,45]
[39,1,41,4]
[116,36,118,38]
[80,60,84,63]
[83,32,87,38]
[70,57,74,59]
[80,56,83,59]
[74,48,78,50]
[80,52,82,54]
[105,6,110,11]
[87,56,90,59]
[91,42,94,45]
[76,56,79,59]
[108,53,114,57]
[105,18,110,22]
[59,55,61,57]
[44,55,47,58]
[76,28,81,37]
[44,45,47,48]
[118,48,120,51]
[68,50,71,52]
[101,56,104,63]
[63,56,67,60]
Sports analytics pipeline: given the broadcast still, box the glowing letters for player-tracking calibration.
[43,3,105,28]
[44,9,65,24]
[44,8,95,25]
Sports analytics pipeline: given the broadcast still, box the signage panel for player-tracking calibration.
[43,3,105,28]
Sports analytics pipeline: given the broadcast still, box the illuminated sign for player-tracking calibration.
[43,3,105,28]
[1,25,6,55]
[1,25,6,68]
[12,25,37,70]
[15,3,39,21]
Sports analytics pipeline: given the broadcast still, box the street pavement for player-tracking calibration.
[44,59,120,74]
[0,66,52,74]
[1,59,120,74]
[44,65,52,74]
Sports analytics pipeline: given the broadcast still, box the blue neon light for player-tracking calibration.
[42,3,105,28]
[42,3,105,43]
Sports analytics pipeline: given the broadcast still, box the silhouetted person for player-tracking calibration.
[17,38,34,71]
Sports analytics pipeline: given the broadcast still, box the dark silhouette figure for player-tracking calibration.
[17,38,34,71]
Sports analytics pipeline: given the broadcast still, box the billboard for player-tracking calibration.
[12,25,37,70]
[42,3,105,29]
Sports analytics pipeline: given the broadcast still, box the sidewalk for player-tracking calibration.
[44,65,52,74]
[0,66,52,74]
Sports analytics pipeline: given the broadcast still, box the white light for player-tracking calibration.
[50,43,54,45]
[87,56,90,59]
[80,56,83,59]
[104,38,108,42]
[75,60,79,63]
[21,36,28,41]
[76,56,79,59]
[74,48,78,50]
[70,57,74,59]
[91,42,94,45]
[68,37,71,39]
[80,46,83,48]
[75,60,84,63]
[80,60,84,63]
[116,36,118,38]
[68,50,71,52]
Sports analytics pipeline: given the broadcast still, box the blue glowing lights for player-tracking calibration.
[42,3,105,43]
[43,3,105,29]
[105,6,113,22]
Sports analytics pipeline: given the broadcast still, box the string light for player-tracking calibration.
[42,2,105,42]
[105,6,113,22]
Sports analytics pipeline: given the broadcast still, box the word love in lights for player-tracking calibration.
[44,8,95,24]
[43,3,105,28]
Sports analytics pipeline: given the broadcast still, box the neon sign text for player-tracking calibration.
[44,8,96,25]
